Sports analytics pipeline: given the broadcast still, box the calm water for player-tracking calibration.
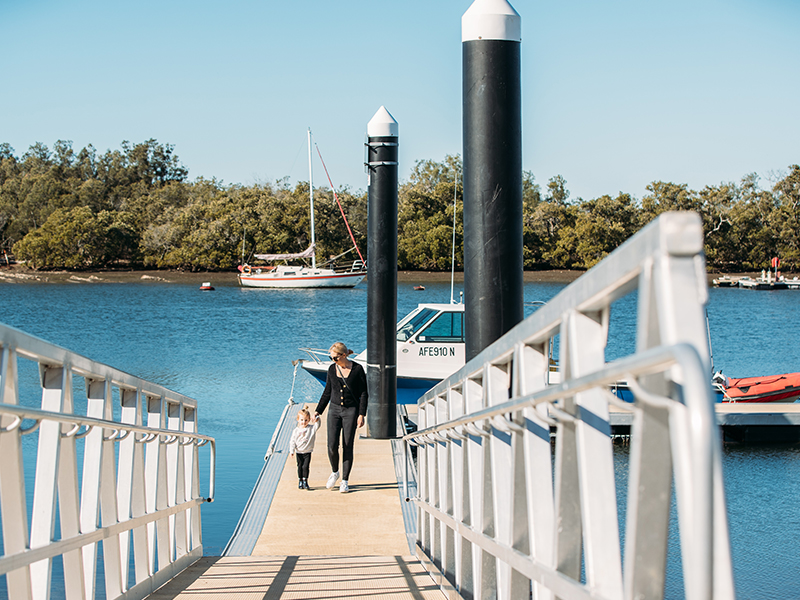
[1,278,799,598]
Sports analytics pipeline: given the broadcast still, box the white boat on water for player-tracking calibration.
[712,275,736,287]
[301,300,558,403]
[300,302,466,404]
[237,129,366,289]
[238,249,365,288]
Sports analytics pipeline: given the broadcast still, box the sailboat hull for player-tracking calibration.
[238,265,365,288]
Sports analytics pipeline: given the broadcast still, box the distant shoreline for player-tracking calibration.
[0,266,584,285]
[0,264,786,286]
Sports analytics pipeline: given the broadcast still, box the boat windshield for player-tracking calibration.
[417,311,464,343]
[397,308,438,341]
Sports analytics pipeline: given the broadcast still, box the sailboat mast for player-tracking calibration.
[451,166,458,304]
[308,128,316,269]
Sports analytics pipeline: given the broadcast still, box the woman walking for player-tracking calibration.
[315,342,368,493]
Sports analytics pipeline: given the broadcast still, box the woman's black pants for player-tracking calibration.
[327,403,358,480]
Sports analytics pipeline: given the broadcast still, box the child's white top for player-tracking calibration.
[289,420,320,454]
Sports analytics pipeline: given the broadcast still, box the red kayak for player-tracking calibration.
[713,371,800,403]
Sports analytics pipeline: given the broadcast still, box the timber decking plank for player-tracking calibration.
[147,555,446,599]
[251,404,410,557]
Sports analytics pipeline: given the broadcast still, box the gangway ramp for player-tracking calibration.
[147,404,445,599]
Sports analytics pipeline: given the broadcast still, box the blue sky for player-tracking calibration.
[1,0,798,201]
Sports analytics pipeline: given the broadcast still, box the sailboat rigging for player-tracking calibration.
[237,129,366,288]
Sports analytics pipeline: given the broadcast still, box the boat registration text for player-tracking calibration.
[419,346,457,357]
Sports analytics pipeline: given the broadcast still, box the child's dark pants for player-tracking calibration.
[296,452,312,479]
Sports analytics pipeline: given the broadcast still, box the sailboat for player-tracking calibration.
[237,129,367,289]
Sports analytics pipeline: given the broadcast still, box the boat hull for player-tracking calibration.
[238,271,365,288]
[301,359,438,405]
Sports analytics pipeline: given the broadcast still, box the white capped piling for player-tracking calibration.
[462,0,524,361]
[366,106,398,439]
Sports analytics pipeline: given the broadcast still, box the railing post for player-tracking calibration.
[435,394,455,581]
[417,401,431,556]
[145,394,170,572]
[183,406,201,552]
[30,365,83,600]
[82,377,124,598]
[514,341,555,600]
[464,375,494,600]
[118,387,148,588]
[167,401,188,560]
[446,386,470,596]
[562,308,623,598]
[623,259,674,599]
[0,347,33,599]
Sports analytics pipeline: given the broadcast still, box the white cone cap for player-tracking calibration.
[462,0,521,42]
[367,106,398,138]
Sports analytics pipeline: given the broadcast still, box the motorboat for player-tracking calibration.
[300,302,466,404]
[712,275,736,287]
[237,129,366,289]
[300,300,560,404]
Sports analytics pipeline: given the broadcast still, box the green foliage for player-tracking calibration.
[771,165,800,267]
[397,155,462,270]
[3,140,799,272]
[13,207,137,268]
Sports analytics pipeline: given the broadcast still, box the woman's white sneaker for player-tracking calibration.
[339,480,349,493]
[326,471,339,489]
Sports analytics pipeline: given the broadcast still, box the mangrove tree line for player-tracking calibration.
[1,140,798,272]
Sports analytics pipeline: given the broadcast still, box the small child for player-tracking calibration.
[289,408,320,490]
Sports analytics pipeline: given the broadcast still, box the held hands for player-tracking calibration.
[357,415,365,428]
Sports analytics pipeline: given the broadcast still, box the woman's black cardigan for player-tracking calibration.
[315,362,368,416]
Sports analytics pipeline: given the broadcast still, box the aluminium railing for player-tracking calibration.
[0,324,216,600]
[404,212,735,600]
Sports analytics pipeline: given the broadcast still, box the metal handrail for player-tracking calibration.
[0,403,215,446]
[0,322,216,600]
[406,343,704,441]
[405,212,734,600]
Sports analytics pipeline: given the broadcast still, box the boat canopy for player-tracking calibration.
[254,244,315,262]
